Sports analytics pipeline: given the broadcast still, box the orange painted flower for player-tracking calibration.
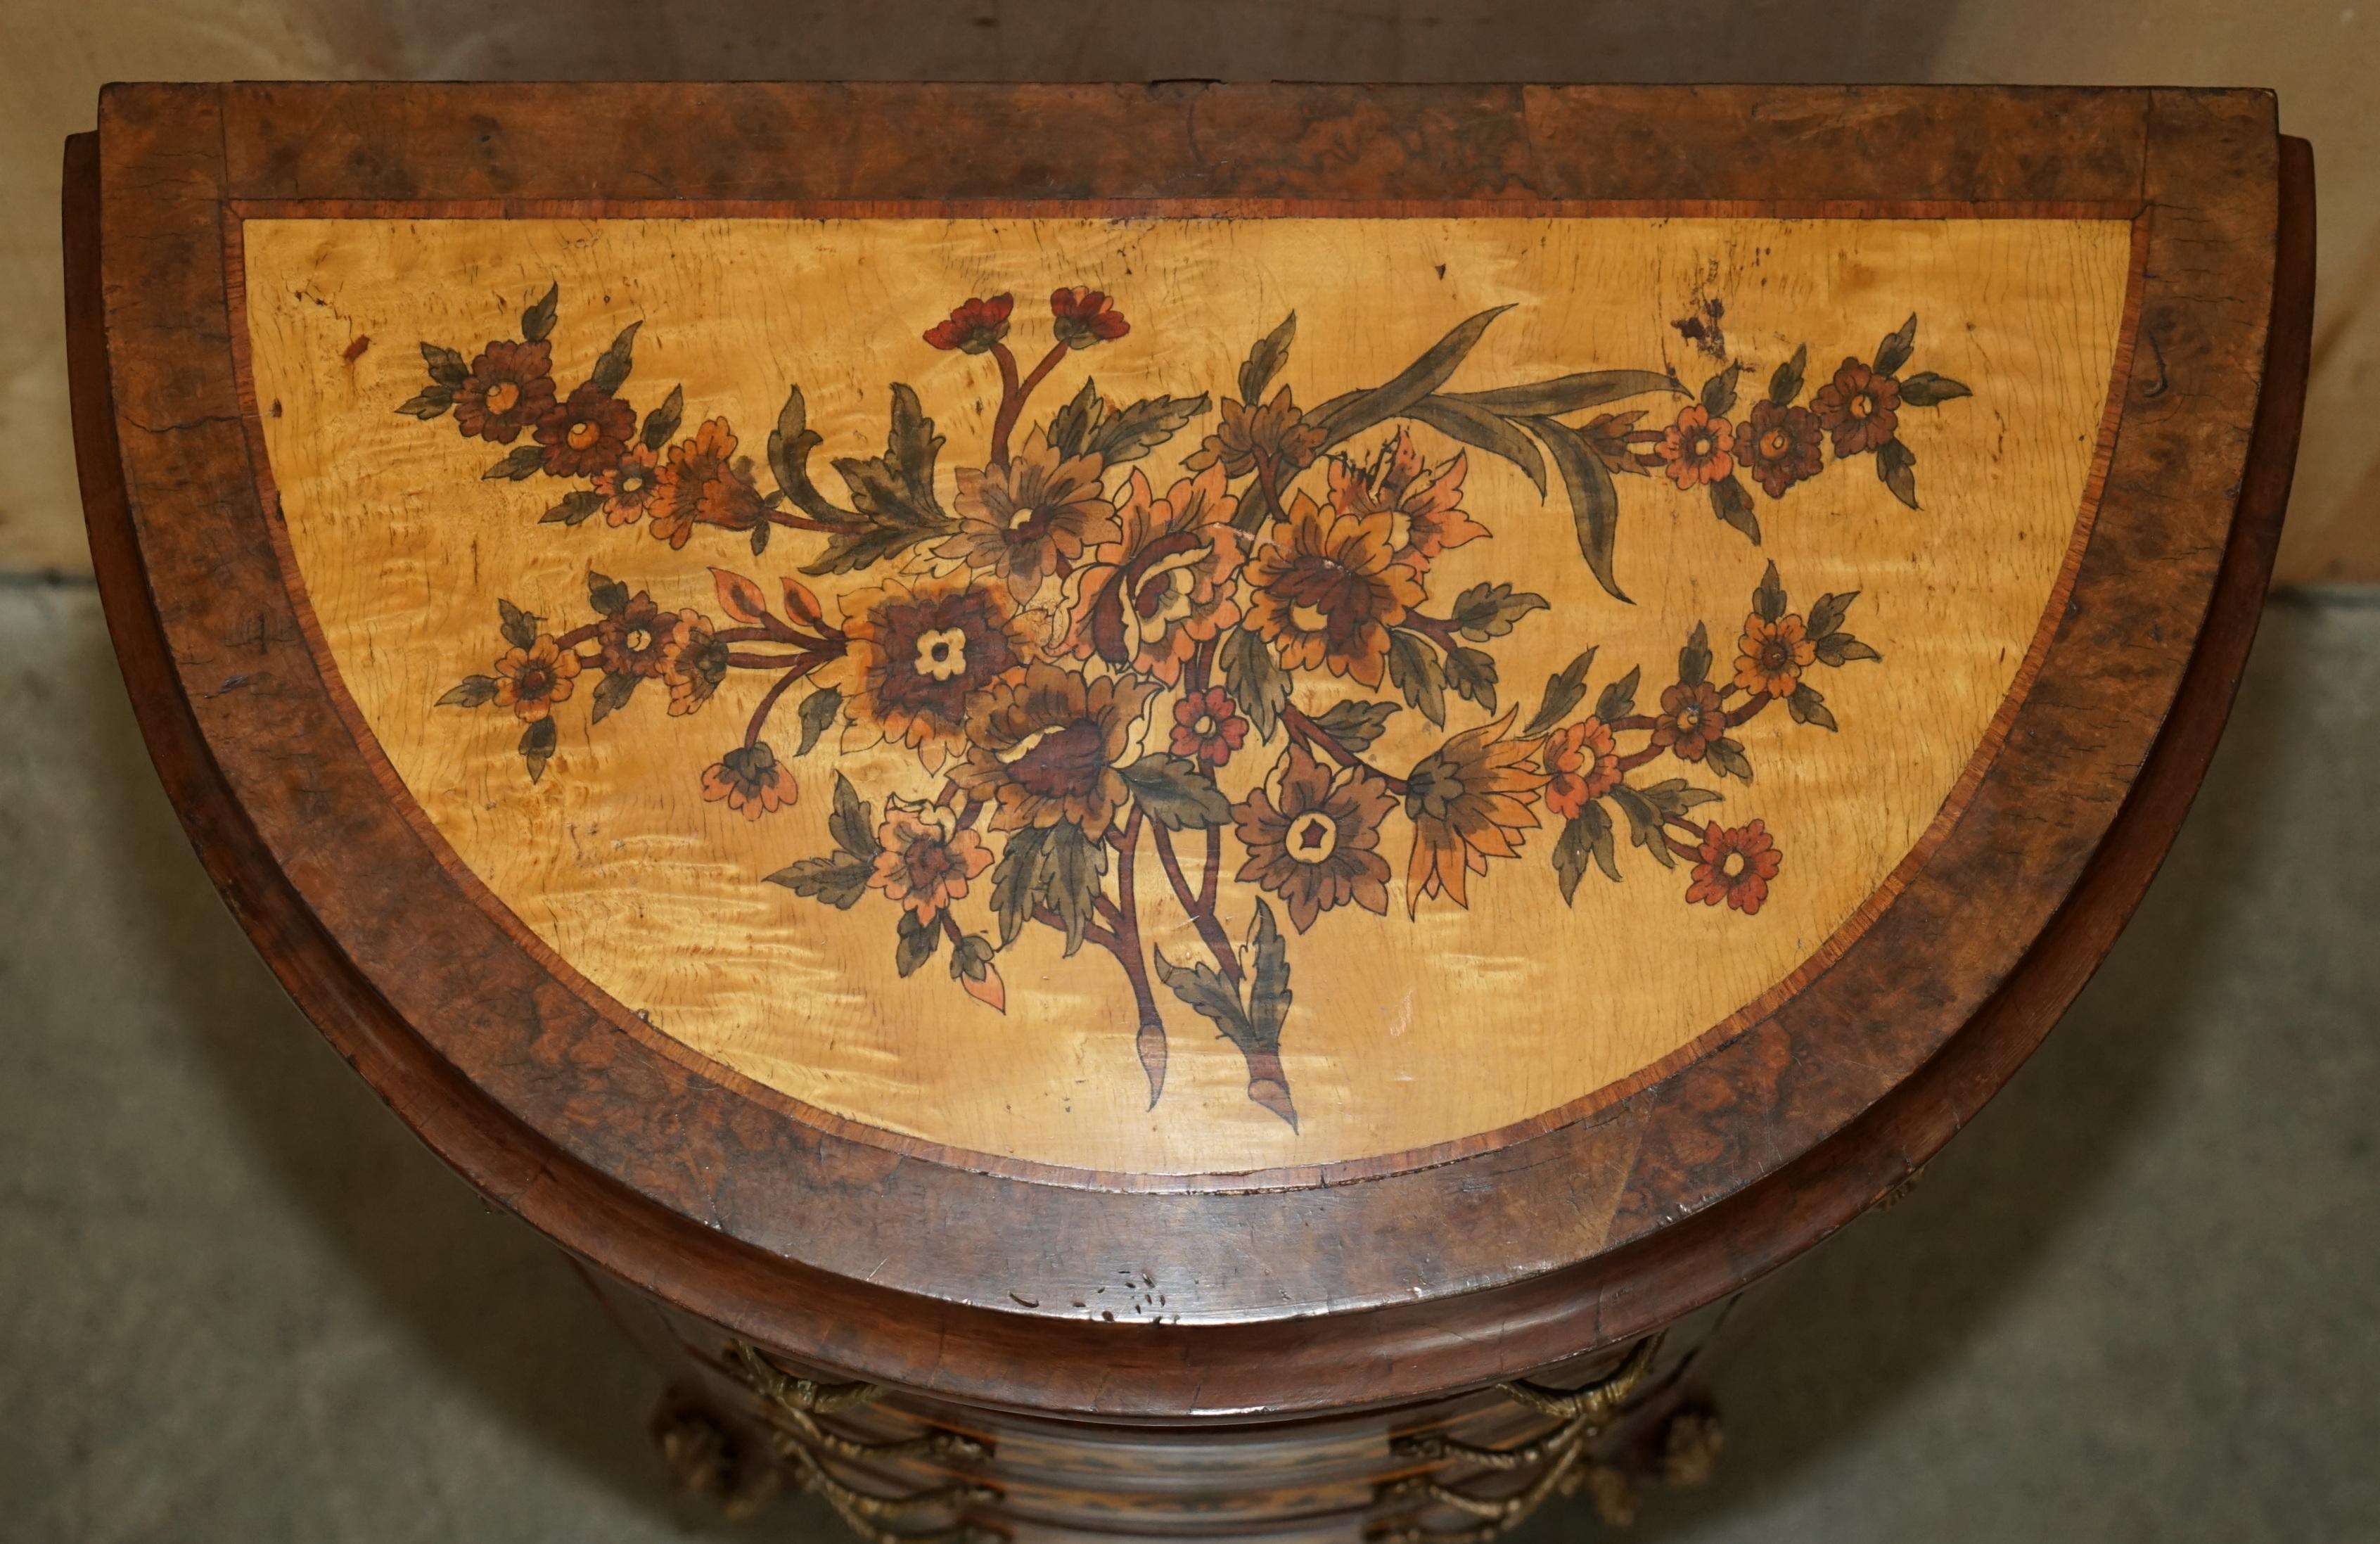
[837,572,1037,769]
[1243,491,1426,689]
[1656,403,1736,490]
[942,430,1120,603]
[1233,742,1395,933]
[535,385,636,478]
[1542,717,1621,817]
[1736,398,1824,498]
[1651,680,1726,763]
[650,419,764,549]
[924,293,1013,354]
[1686,819,1781,914]
[950,663,1158,837]
[1170,687,1248,768]
[1733,613,1817,698]
[700,741,796,820]
[867,798,994,923]
[1403,710,1547,914]
[452,339,556,444]
[493,633,581,722]
[658,611,729,716]
[1812,359,1901,457]
[1186,386,1326,481]
[594,444,662,526]
[1049,286,1129,348]
[1326,427,1485,571]
[1063,465,1246,682]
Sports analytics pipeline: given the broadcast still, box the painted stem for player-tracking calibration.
[987,340,1068,467]
[1283,704,1409,794]
[1152,824,1243,988]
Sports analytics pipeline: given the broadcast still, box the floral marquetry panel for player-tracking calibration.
[241,212,2130,1177]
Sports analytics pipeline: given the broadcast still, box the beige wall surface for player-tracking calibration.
[8,1,2372,580]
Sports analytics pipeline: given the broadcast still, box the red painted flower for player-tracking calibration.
[868,798,994,923]
[1170,687,1248,767]
[1656,403,1736,490]
[1685,819,1781,914]
[1651,680,1727,763]
[650,419,765,549]
[1049,286,1129,349]
[452,339,557,445]
[1812,359,1902,457]
[700,741,797,820]
[1243,490,1426,689]
[923,293,1013,354]
[1325,427,1485,572]
[492,633,580,722]
[1063,465,1246,683]
[535,385,637,478]
[1542,717,1620,817]
[594,444,663,526]
[1736,398,1824,498]
[1233,742,1395,933]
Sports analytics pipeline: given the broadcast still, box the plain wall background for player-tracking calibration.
[4,0,2374,580]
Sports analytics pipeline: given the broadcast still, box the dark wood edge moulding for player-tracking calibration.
[65,84,2310,1421]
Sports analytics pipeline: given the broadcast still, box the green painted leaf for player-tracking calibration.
[1118,755,1233,831]
[1239,312,1297,408]
[1814,632,1883,667]
[395,385,454,419]
[763,854,872,910]
[1699,362,1746,416]
[1874,313,1919,378]
[767,384,859,528]
[1897,371,1971,407]
[1753,561,1787,624]
[518,716,558,784]
[435,675,497,708]
[894,911,941,978]
[1706,736,1753,783]
[641,383,684,451]
[497,599,537,651]
[540,489,605,525]
[1405,395,1547,495]
[586,571,629,615]
[794,686,843,756]
[1309,698,1398,753]
[587,321,640,396]
[1151,948,1250,1043]
[809,384,957,575]
[1553,813,1593,905]
[1523,646,1597,739]
[828,772,880,862]
[1594,665,1640,723]
[1385,629,1447,727]
[519,283,558,343]
[1219,627,1289,742]
[1246,901,1291,1049]
[1637,778,1723,819]
[484,443,546,481]
[1442,369,1682,418]
[1787,682,1838,731]
[1608,784,1674,868]
[1042,821,1107,957]
[588,670,639,724]
[1806,590,1858,640]
[990,825,1051,947]
[1442,646,1497,713]
[1318,305,1512,448]
[1877,437,1919,510]
[1524,414,1629,604]
[421,342,468,388]
[1677,623,1711,688]
[1709,475,1760,542]
[1768,343,1808,406]
[1085,393,1209,466]
[1449,581,1550,641]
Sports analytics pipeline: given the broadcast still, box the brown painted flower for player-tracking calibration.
[1733,613,1817,698]
[1049,286,1129,348]
[493,633,581,722]
[1243,491,1426,689]
[1542,717,1620,818]
[1185,387,1326,481]
[1063,466,1246,682]
[1326,427,1485,571]
[595,591,674,679]
[1170,687,1248,768]
[700,741,796,820]
[1812,359,1902,457]
[1651,681,1727,763]
[535,385,637,478]
[659,611,730,717]
[1656,402,1736,491]
[942,430,1119,603]
[594,444,663,526]
[1686,818,1781,914]
[838,572,1037,768]
[1233,741,1395,933]
[1735,398,1824,498]
[867,798,993,923]
[1404,710,1547,913]
[452,339,557,444]
[651,419,765,550]
[924,293,1013,354]
[950,663,1158,837]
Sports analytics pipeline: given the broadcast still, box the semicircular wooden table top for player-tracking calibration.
[69,82,2309,1421]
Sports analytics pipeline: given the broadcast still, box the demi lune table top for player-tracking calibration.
[68,82,2308,1417]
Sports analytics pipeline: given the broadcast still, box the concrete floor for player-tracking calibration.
[2,579,2375,1541]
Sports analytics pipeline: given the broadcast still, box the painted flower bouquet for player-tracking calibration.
[406,278,1951,1125]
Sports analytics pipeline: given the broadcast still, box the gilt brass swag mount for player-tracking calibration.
[697,1335,1692,1544]
[403,279,1967,1125]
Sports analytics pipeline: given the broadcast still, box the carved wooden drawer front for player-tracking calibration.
[68,82,2309,1541]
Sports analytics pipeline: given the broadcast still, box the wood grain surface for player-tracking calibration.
[239,212,2130,1176]
[70,84,2303,1417]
